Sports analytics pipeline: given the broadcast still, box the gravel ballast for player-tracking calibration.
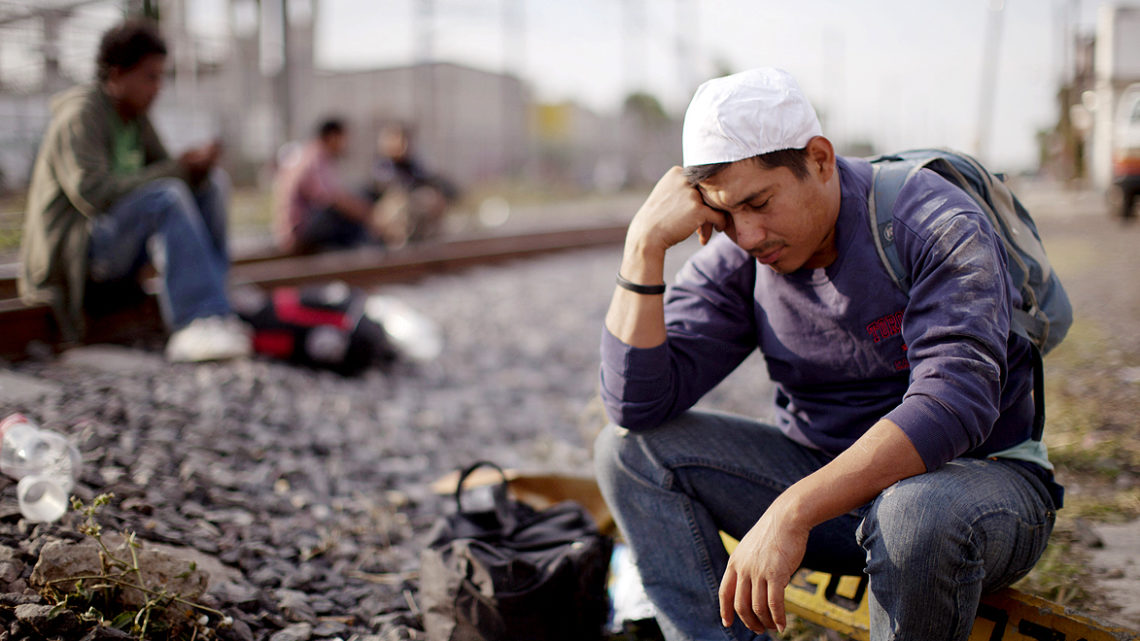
[0,243,772,640]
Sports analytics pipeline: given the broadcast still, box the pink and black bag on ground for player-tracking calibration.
[233,282,396,375]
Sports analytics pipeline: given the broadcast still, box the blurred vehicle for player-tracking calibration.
[1112,83,1140,219]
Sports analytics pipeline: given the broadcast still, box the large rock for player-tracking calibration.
[29,536,208,608]
[14,602,81,636]
[60,345,166,375]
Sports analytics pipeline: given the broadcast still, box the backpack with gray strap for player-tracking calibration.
[867,148,1073,440]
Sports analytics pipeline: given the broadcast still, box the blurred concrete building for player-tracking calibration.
[205,1,532,188]
[304,62,531,187]
[529,96,683,193]
[0,0,675,196]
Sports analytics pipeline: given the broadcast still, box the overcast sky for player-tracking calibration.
[306,0,1105,172]
[0,0,1106,172]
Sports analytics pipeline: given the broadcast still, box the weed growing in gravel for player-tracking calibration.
[1044,320,1140,486]
[36,493,232,640]
[1063,490,1140,521]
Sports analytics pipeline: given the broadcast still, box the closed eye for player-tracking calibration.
[747,198,771,212]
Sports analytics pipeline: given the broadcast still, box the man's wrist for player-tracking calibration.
[774,485,817,532]
[616,274,666,295]
[620,237,667,282]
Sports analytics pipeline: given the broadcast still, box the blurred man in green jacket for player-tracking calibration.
[19,19,250,362]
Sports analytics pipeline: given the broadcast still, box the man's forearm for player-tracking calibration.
[604,239,668,349]
[781,418,926,528]
[65,159,187,218]
[604,166,727,349]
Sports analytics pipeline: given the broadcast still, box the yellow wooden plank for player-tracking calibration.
[836,575,863,601]
[783,568,1140,641]
[785,570,871,641]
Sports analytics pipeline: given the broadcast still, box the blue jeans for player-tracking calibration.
[594,410,1056,641]
[295,205,370,252]
[88,171,232,329]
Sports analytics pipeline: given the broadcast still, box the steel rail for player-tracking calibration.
[0,242,283,300]
[0,224,628,360]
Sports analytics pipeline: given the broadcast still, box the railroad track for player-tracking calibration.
[0,223,628,360]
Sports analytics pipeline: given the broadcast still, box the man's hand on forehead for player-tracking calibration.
[627,167,728,253]
[693,185,726,245]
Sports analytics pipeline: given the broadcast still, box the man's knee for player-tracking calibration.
[593,421,671,496]
[145,177,198,219]
[593,423,631,493]
[859,473,977,571]
[203,167,231,196]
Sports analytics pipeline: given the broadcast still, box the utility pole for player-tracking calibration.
[276,0,293,145]
[501,0,524,75]
[123,0,160,20]
[168,0,197,106]
[974,0,1006,163]
[41,8,66,93]
[674,0,692,109]
[501,0,524,175]
[623,0,646,97]
[415,0,436,160]
[822,28,846,147]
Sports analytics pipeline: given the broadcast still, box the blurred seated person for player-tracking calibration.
[19,19,251,362]
[274,118,378,253]
[369,122,459,248]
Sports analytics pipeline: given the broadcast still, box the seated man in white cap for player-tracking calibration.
[594,68,1062,640]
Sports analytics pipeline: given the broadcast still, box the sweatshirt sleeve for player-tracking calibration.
[883,174,1012,471]
[50,98,187,219]
[600,236,759,429]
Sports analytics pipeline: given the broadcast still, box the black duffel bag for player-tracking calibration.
[419,461,613,641]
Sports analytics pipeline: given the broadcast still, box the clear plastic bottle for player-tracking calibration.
[0,414,81,522]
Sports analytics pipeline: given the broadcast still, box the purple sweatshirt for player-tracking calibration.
[600,156,1040,474]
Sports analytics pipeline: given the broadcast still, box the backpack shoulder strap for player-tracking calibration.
[867,156,922,293]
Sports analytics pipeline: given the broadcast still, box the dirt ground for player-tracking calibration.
[1009,181,1140,628]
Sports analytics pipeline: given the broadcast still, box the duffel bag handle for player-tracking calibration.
[454,461,511,520]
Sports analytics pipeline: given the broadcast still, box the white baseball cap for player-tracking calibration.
[682,67,822,168]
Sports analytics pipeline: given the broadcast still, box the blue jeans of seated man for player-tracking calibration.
[296,205,370,252]
[594,410,1057,641]
[88,170,232,329]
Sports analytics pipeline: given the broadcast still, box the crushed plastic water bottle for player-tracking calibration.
[0,414,82,522]
[364,295,444,362]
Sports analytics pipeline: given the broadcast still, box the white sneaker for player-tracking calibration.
[166,315,253,362]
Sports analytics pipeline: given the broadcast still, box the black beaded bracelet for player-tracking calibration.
[616,273,667,295]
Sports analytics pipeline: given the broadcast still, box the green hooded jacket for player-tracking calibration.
[18,83,190,342]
